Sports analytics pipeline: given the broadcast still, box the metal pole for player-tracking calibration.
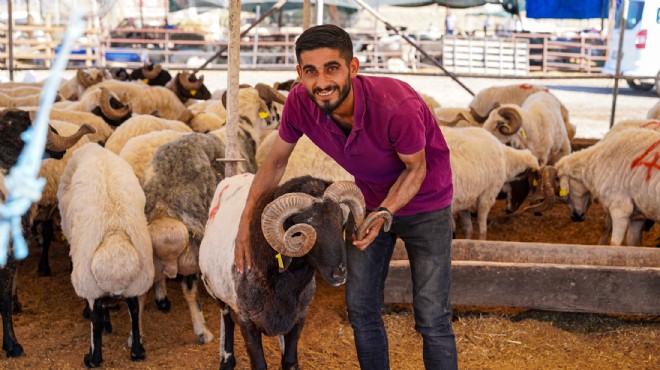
[252,5,260,67]
[610,0,627,129]
[192,0,287,74]
[317,0,324,25]
[303,0,311,30]
[225,0,241,178]
[351,0,474,96]
[8,0,14,81]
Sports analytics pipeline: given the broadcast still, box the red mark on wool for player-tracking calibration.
[519,84,533,89]
[631,139,660,182]
[641,121,660,131]
[208,184,230,222]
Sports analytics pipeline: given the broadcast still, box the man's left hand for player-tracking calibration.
[352,215,385,251]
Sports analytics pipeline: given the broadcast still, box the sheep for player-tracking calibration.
[140,132,227,344]
[434,107,479,127]
[469,83,576,140]
[104,114,193,154]
[129,63,172,86]
[256,130,353,183]
[483,91,570,167]
[440,126,540,239]
[0,91,61,108]
[119,130,191,181]
[58,68,106,100]
[0,85,42,97]
[58,143,154,367]
[199,173,368,369]
[83,79,193,122]
[605,119,660,140]
[555,128,660,246]
[164,72,211,104]
[647,100,660,120]
[0,108,93,358]
[46,109,115,144]
[109,67,130,81]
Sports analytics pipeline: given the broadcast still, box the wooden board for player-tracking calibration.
[385,239,660,315]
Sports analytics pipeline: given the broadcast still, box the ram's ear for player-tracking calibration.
[278,255,293,273]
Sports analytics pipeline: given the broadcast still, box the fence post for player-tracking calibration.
[542,35,548,74]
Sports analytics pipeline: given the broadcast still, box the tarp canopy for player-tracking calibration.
[525,0,610,19]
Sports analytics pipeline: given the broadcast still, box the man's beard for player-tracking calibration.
[307,76,351,115]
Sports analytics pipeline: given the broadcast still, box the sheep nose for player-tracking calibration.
[571,213,585,222]
[332,263,347,281]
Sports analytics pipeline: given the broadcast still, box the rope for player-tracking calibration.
[0,8,86,266]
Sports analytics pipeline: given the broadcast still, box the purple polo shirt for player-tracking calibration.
[279,74,452,216]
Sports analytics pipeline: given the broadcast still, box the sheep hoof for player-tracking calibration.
[282,364,300,370]
[103,321,113,335]
[220,355,236,370]
[130,347,146,362]
[156,297,171,313]
[197,330,214,344]
[3,341,24,358]
[83,353,102,368]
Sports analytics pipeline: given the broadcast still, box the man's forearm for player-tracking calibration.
[379,165,426,214]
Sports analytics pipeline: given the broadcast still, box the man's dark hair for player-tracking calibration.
[295,24,353,64]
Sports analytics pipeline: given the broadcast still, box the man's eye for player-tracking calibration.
[305,69,317,75]
[327,66,338,73]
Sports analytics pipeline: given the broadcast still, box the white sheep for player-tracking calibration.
[104,114,193,154]
[256,130,353,183]
[483,91,570,166]
[441,126,540,239]
[58,68,106,100]
[469,83,576,140]
[646,100,660,120]
[555,128,660,246]
[46,109,115,144]
[57,143,154,367]
[434,107,479,127]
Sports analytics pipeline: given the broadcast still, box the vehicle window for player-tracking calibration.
[615,1,645,29]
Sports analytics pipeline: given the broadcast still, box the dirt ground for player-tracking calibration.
[1,72,658,369]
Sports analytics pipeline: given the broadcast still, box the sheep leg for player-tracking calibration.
[38,218,54,276]
[154,279,171,312]
[126,296,146,361]
[181,274,213,344]
[598,213,612,245]
[238,321,267,370]
[84,298,104,368]
[476,197,495,240]
[609,204,632,246]
[280,319,305,370]
[219,302,236,370]
[0,261,23,357]
[11,267,20,314]
[626,219,645,246]
[458,211,473,239]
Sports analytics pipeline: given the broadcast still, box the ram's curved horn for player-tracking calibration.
[76,69,96,88]
[322,181,365,226]
[261,193,317,257]
[497,106,523,136]
[46,123,96,152]
[355,210,393,240]
[509,166,558,216]
[470,106,488,124]
[99,87,131,120]
[142,63,161,79]
[255,83,287,105]
[178,72,204,90]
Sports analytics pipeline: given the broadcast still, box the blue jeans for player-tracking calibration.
[346,206,457,370]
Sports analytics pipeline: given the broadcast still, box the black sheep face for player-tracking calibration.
[0,110,67,168]
[284,200,347,287]
[177,75,211,101]
[129,66,172,86]
[90,94,132,127]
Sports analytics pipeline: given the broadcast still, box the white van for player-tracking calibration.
[602,0,660,95]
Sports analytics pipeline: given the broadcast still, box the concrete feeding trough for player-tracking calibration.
[385,239,660,316]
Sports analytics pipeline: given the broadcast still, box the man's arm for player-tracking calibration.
[352,148,427,251]
[235,135,296,273]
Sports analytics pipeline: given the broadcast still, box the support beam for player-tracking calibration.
[225,0,241,178]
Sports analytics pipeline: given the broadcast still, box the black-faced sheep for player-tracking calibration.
[0,108,93,358]
[58,68,106,101]
[141,133,226,344]
[58,143,154,367]
[164,72,211,104]
[199,174,367,369]
[129,63,172,86]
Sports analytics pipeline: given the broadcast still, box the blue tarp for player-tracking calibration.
[526,0,609,19]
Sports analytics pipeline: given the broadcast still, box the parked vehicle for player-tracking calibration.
[602,0,660,95]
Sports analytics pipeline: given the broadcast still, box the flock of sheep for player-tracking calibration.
[1,63,659,368]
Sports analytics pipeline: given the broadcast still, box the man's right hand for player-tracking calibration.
[234,225,252,274]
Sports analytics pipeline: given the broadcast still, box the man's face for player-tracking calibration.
[296,48,359,115]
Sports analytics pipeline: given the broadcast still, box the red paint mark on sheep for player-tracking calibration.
[631,139,660,182]
[208,184,230,222]
[519,84,534,89]
[640,121,660,131]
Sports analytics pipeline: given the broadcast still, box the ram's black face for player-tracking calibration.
[129,68,172,86]
[285,200,347,287]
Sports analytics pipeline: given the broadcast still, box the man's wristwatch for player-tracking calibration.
[374,206,393,217]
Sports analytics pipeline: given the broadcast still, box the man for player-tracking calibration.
[234,24,457,369]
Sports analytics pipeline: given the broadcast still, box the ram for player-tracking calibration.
[104,114,193,154]
[58,68,106,100]
[199,174,371,369]
[0,108,92,357]
[58,143,154,367]
[129,63,172,86]
[555,128,660,246]
[646,100,660,120]
[164,72,211,104]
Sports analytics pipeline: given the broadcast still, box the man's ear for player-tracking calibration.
[296,64,303,80]
[350,57,360,76]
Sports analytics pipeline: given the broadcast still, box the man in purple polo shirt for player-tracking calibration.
[235,24,457,369]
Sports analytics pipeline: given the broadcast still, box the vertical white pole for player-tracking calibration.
[225,0,241,178]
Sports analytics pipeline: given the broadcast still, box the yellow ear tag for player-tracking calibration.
[143,79,149,84]
[190,89,197,96]
[532,179,538,187]
[520,128,527,138]
[276,253,284,268]
[559,188,568,197]
[259,111,269,119]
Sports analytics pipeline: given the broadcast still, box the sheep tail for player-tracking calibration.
[148,216,188,278]
[91,230,141,296]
